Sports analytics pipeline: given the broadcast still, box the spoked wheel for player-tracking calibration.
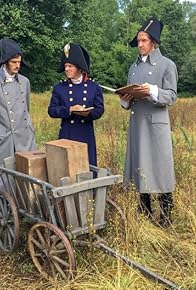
[106,197,126,221]
[28,222,76,280]
[105,197,126,241]
[0,191,19,253]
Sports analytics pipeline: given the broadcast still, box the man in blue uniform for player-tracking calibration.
[48,43,104,166]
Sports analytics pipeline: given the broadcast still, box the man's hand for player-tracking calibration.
[119,93,134,102]
[119,83,151,101]
[70,105,91,116]
[70,105,83,112]
[131,83,150,99]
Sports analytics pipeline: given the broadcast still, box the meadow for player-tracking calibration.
[0,92,195,290]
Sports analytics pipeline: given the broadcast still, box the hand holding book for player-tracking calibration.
[70,105,94,116]
[72,106,94,112]
[100,83,150,99]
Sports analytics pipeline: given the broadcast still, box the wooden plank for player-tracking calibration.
[52,175,123,198]
[3,156,16,170]
[94,168,108,225]
[60,177,79,230]
[76,172,94,227]
[15,150,48,213]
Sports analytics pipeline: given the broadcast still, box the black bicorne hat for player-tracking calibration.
[57,43,90,74]
[129,17,164,47]
[0,38,28,66]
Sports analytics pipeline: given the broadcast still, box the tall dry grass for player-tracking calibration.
[0,93,195,290]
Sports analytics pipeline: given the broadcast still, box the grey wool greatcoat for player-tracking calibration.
[0,67,36,166]
[123,48,178,193]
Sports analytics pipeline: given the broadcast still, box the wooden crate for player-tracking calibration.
[45,139,89,186]
[15,150,48,213]
[15,150,48,181]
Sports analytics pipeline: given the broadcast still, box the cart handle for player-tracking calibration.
[52,175,123,198]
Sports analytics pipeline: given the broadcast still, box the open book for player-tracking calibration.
[72,106,94,112]
[100,84,141,95]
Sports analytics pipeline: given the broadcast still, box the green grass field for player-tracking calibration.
[0,93,195,290]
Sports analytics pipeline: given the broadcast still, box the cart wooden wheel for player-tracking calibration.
[106,197,126,221]
[105,197,126,241]
[0,191,19,253]
[28,222,76,280]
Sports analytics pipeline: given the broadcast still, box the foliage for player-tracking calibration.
[180,50,196,93]
[0,0,73,91]
[178,11,196,93]
[0,0,195,93]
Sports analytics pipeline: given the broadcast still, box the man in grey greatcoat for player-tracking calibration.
[0,38,36,166]
[120,17,178,227]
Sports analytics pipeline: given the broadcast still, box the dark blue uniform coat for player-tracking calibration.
[48,79,104,166]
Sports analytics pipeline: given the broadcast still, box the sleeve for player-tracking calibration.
[156,61,178,106]
[149,84,158,102]
[120,99,130,109]
[85,84,104,121]
[48,85,71,119]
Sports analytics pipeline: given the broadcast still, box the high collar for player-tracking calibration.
[136,48,162,65]
[71,74,83,84]
[67,72,88,84]
[3,65,16,82]
[0,66,20,84]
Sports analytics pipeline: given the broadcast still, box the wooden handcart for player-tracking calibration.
[0,157,179,289]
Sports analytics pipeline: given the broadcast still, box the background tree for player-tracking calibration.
[0,0,194,94]
[179,11,196,93]
[0,0,73,92]
[66,0,134,86]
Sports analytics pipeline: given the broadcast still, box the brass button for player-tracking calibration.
[148,71,152,75]
[69,97,73,102]
[69,83,73,87]
[84,83,87,87]
[81,120,85,123]
[83,97,87,101]
[69,90,73,94]
[70,120,74,124]
[83,90,87,94]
